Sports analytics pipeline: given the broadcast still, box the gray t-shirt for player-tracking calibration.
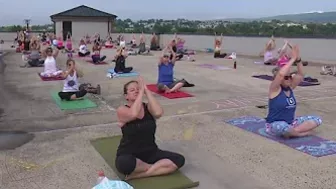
[30,50,40,60]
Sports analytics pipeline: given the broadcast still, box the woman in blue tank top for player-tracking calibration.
[265,45,322,138]
[157,45,186,93]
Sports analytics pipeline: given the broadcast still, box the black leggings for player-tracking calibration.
[115,67,133,73]
[171,54,183,60]
[58,90,87,101]
[28,59,44,67]
[214,52,227,58]
[78,52,90,57]
[150,45,161,51]
[116,149,185,175]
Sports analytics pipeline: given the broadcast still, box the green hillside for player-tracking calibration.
[259,11,336,23]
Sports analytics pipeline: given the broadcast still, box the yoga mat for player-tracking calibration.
[205,48,214,53]
[74,54,89,58]
[198,64,231,70]
[252,75,321,87]
[51,91,97,110]
[86,60,108,65]
[107,68,139,77]
[38,73,64,81]
[226,116,336,157]
[91,135,199,189]
[146,84,194,99]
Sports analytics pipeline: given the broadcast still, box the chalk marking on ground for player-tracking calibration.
[91,95,115,111]
[31,95,336,134]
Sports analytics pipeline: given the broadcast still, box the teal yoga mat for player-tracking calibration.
[107,68,139,77]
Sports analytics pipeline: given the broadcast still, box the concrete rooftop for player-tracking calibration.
[1,42,336,189]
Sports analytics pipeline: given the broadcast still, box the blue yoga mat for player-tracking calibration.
[226,116,336,157]
[252,75,320,87]
[107,68,139,77]
[205,48,214,53]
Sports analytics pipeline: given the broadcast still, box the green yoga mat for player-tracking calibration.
[91,135,200,189]
[51,91,97,110]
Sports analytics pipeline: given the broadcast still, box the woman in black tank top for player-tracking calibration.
[115,77,185,180]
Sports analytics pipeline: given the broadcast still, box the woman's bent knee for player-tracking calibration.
[76,90,87,98]
[170,153,185,169]
[311,115,322,126]
[300,115,322,126]
[115,155,136,175]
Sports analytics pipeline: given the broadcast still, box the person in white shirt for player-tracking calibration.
[263,36,278,65]
[58,59,101,101]
[78,39,90,57]
[119,35,126,49]
[40,47,62,77]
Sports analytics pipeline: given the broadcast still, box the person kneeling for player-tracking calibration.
[114,48,133,73]
[116,77,185,180]
[157,46,185,93]
[266,45,322,138]
[58,59,100,101]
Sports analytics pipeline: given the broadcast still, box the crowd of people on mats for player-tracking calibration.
[13,30,322,180]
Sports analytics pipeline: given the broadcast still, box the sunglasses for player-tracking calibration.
[163,55,169,58]
[284,75,292,80]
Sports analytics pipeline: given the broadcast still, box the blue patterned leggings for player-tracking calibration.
[266,115,322,136]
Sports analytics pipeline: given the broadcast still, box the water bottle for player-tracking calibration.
[97,171,105,184]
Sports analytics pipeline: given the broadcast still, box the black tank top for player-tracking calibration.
[117,103,158,156]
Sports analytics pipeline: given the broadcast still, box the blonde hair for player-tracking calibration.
[67,59,84,77]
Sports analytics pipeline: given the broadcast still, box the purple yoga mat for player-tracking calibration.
[252,75,320,87]
[226,116,336,157]
[198,64,231,70]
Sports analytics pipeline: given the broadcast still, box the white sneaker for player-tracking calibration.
[229,52,237,59]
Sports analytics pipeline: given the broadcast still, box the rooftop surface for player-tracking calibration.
[0,42,336,189]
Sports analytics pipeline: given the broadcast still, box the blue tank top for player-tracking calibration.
[158,62,174,86]
[266,87,296,124]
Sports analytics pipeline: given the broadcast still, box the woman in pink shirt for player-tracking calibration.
[65,32,74,53]
[57,35,64,50]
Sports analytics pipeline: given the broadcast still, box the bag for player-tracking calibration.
[92,177,133,189]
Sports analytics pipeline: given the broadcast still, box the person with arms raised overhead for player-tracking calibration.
[263,36,278,65]
[213,33,227,58]
[91,42,107,64]
[138,32,150,55]
[114,48,133,74]
[115,77,185,180]
[150,33,161,51]
[26,36,43,67]
[170,34,183,61]
[78,39,90,57]
[265,45,322,138]
[40,47,62,77]
[157,45,186,93]
[65,32,75,53]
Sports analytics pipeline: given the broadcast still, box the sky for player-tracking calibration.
[0,0,335,26]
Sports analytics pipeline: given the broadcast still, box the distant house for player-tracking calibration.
[50,5,117,40]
